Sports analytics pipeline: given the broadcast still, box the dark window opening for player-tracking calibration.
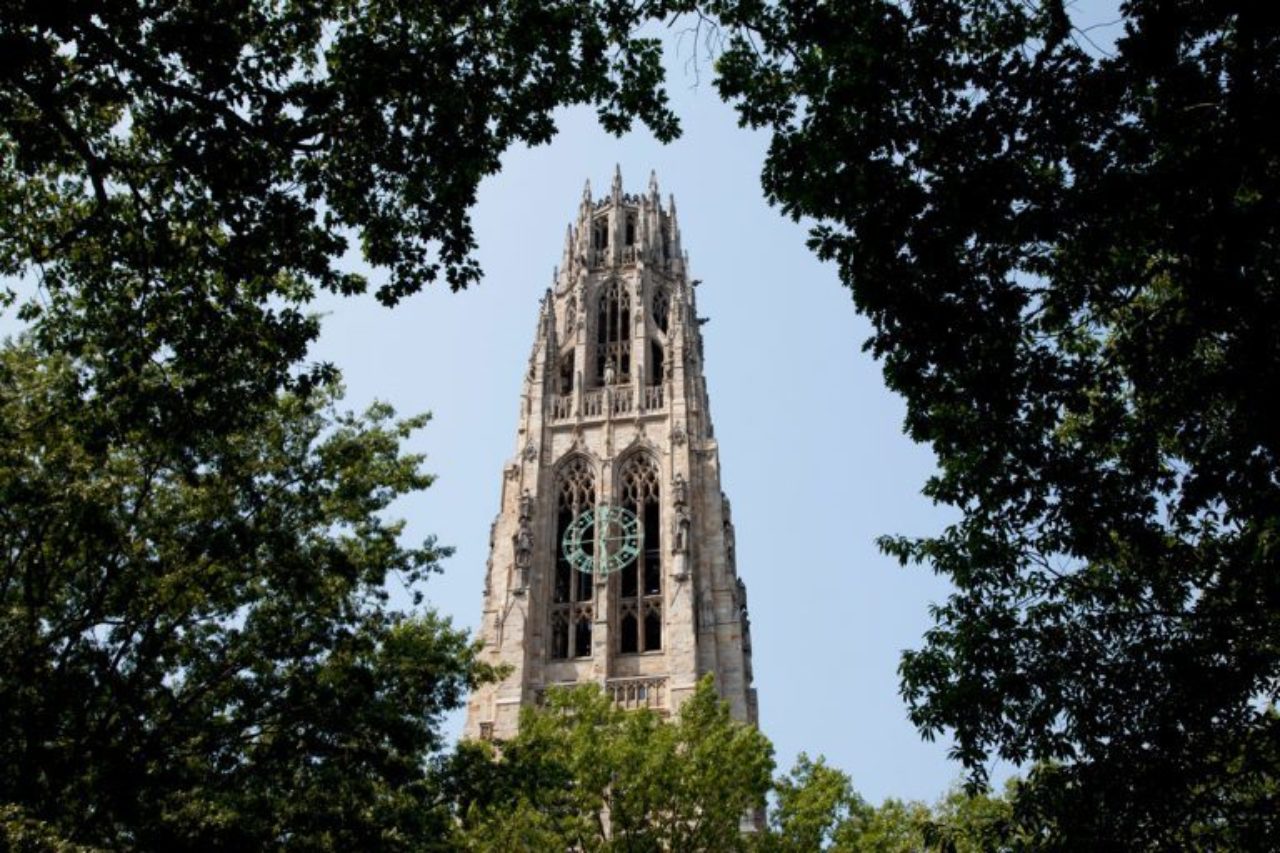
[644,609,662,651]
[552,457,595,660]
[551,613,570,659]
[652,288,669,334]
[644,562,661,598]
[620,611,638,654]
[554,504,573,603]
[625,215,636,246]
[554,561,570,604]
[593,219,608,250]
[559,352,574,394]
[574,617,593,657]
[650,341,664,386]
[617,453,661,654]
[644,501,661,594]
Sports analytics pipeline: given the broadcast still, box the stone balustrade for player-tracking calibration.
[534,675,667,712]
[644,385,664,410]
[606,675,667,710]
[588,244,641,270]
[548,385,667,423]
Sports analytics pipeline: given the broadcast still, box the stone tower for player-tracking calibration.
[464,169,757,741]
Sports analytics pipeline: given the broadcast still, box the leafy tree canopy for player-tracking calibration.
[706,0,1280,845]
[1,0,681,446]
[0,341,495,849]
[452,678,774,852]
[0,4,679,846]
[763,752,1027,853]
[446,682,1023,852]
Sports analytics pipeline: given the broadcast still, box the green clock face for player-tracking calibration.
[562,504,641,577]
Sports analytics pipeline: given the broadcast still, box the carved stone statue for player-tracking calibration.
[514,491,534,589]
[673,473,688,508]
[675,508,690,554]
[603,360,616,386]
[515,525,533,565]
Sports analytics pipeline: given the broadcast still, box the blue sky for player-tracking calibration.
[311,60,968,805]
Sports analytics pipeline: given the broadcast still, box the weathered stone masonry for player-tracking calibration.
[464,169,758,740]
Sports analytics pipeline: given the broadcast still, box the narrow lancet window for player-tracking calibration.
[574,614,593,658]
[559,351,574,394]
[551,457,595,659]
[652,287,669,334]
[617,454,661,654]
[644,608,662,652]
[620,611,639,654]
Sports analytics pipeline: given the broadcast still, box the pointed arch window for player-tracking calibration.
[551,457,595,660]
[617,454,661,654]
[650,341,664,387]
[558,351,574,394]
[596,279,630,385]
[652,286,669,335]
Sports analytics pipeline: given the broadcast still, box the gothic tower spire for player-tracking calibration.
[465,174,758,740]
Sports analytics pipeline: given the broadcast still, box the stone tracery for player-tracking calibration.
[596,278,630,385]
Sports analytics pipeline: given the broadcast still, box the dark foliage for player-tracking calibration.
[1,0,679,445]
[709,0,1280,845]
[0,1,678,846]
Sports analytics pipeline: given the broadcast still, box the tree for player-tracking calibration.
[454,678,774,851]
[1,0,682,452]
[0,3,684,846]
[449,690,1018,853]
[707,0,1280,845]
[764,755,1021,853]
[0,340,494,849]
[762,753,870,853]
